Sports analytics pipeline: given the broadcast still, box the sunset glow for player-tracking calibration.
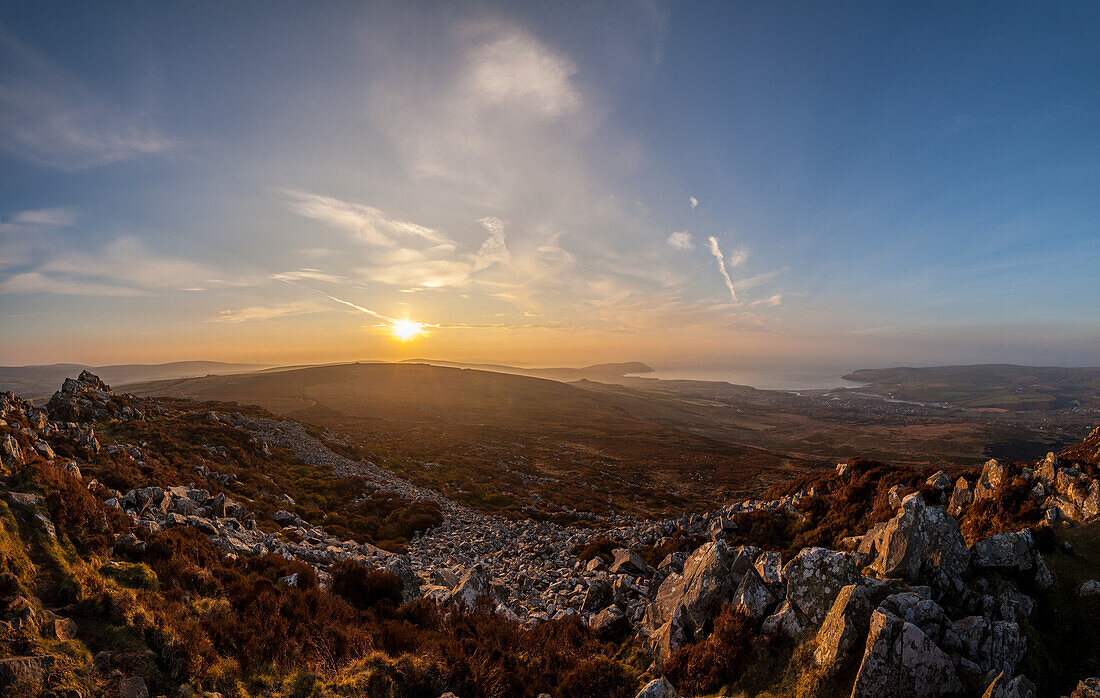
[391,320,425,341]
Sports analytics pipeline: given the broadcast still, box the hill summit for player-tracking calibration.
[0,373,1098,696]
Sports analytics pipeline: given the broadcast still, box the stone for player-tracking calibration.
[982,672,1037,698]
[589,605,628,639]
[782,547,860,625]
[1072,678,1100,698]
[869,493,969,581]
[971,529,1035,571]
[677,541,735,631]
[974,459,1007,501]
[926,470,951,491]
[385,557,422,602]
[609,548,653,577]
[953,616,1026,675]
[581,578,613,612]
[0,655,56,691]
[634,676,680,698]
[852,609,963,697]
[760,600,808,639]
[651,607,691,667]
[948,478,972,516]
[814,584,873,666]
[732,567,776,620]
[1,434,24,467]
[120,676,150,698]
[1079,580,1100,597]
[451,564,491,609]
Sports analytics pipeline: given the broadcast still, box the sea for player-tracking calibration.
[626,366,866,391]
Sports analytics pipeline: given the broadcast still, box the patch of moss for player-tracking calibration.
[100,561,159,590]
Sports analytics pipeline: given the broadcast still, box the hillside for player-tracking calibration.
[1,372,1099,696]
[843,364,1100,410]
[125,362,820,518]
[0,362,270,400]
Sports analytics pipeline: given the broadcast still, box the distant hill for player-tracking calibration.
[843,364,1100,409]
[0,361,271,399]
[399,359,653,383]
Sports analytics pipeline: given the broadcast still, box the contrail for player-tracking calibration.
[707,236,738,301]
[273,277,402,325]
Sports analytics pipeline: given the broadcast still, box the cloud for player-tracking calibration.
[269,268,347,284]
[10,208,75,226]
[666,231,694,250]
[0,237,211,295]
[750,294,782,308]
[463,27,581,117]
[0,26,172,170]
[209,300,324,324]
[689,196,698,209]
[283,190,452,247]
[707,236,738,301]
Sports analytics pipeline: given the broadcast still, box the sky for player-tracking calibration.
[1,0,1098,371]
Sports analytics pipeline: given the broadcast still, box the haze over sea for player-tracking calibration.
[631,365,865,391]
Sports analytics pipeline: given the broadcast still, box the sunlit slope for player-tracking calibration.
[126,362,820,517]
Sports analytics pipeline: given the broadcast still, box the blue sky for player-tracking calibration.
[1,1,1098,368]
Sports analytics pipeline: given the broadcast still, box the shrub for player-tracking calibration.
[329,560,404,610]
[665,603,757,694]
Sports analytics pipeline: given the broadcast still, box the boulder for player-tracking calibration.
[1,434,23,468]
[971,529,1035,571]
[385,557,422,603]
[754,550,784,586]
[1078,579,1100,597]
[814,584,873,666]
[609,548,653,577]
[119,676,150,698]
[926,470,951,491]
[982,672,1036,698]
[581,578,613,613]
[589,605,628,639]
[451,564,491,609]
[948,478,972,516]
[869,493,969,580]
[760,600,808,639]
[677,541,735,630]
[731,567,776,620]
[1072,678,1100,698]
[782,547,860,625]
[635,676,680,698]
[974,459,1007,501]
[0,655,56,691]
[953,615,1027,675]
[651,606,691,667]
[852,609,963,697]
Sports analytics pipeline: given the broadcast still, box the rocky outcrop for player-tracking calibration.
[782,547,859,625]
[814,583,873,666]
[866,493,969,581]
[852,608,963,697]
[46,371,145,422]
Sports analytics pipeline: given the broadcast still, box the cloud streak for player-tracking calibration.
[666,231,694,250]
[707,236,738,301]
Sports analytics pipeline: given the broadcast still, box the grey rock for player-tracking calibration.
[782,546,860,625]
[634,676,680,698]
[852,609,963,697]
[814,583,873,666]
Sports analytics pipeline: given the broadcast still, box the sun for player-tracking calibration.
[391,320,425,341]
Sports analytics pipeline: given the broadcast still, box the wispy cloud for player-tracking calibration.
[689,195,698,209]
[0,26,173,170]
[282,190,452,247]
[0,237,211,295]
[9,208,76,226]
[209,300,324,324]
[707,236,739,301]
[666,231,694,250]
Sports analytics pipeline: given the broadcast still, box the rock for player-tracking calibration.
[732,567,776,620]
[1033,553,1053,590]
[1079,580,1100,597]
[582,578,613,613]
[119,676,150,698]
[971,529,1035,571]
[814,584,873,666]
[836,462,850,478]
[635,676,680,698]
[677,541,735,631]
[953,616,1027,675]
[982,672,1037,698]
[852,609,963,697]
[761,600,808,639]
[1,434,24,468]
[868,493,969,581]
[63,460,82,479]
[609,548,653,577]
[974,459,1007,501]
[754,550,784,586]
[651,607,691,667]
[589,605,628,638]
[926,470,951,491]
[0,655,56,691]
[451,564,491,609]
[1072,678,1100,698]
[385,557,422,603]
[948,478,972,516]
[782,547,860,625]
[33,440,55,460]
[5,492,46,509]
